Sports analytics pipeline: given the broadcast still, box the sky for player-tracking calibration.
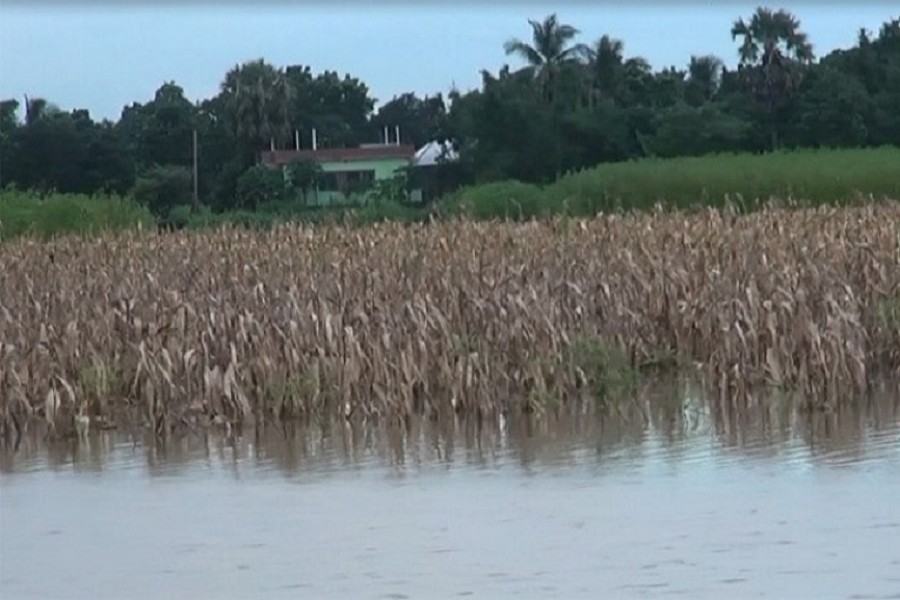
[1,1,897,122]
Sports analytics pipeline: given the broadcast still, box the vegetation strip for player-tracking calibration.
[1,10,898,229]
[1,203,898,440]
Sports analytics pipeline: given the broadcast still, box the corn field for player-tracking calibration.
[1,203,899,440]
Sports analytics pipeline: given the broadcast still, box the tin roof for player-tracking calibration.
[412,140,459,167]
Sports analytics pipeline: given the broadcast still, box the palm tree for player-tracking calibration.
[584,36,655,109]
[731,7,814,150]
[221,59,295,157]
[731,8,814,66]
[503,13,590,104]
[686,55,724,106]
[589,35,625,99]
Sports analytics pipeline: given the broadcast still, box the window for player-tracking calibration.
[319,173,339,192]
[347,170,375,186]
[319,170,376,195]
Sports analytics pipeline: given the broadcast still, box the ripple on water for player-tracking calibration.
[1,389,899,600]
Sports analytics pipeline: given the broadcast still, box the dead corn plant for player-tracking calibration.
[1,202,899,439]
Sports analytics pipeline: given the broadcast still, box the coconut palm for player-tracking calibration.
[731,7,814,149]
[589,35,625,98]
[503,13,590,104]
[584,36,658,108]
[583,36,659,108]
[686,55,724,106]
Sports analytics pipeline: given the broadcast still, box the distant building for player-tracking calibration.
[259,142,415,207]
[258,128,462,207]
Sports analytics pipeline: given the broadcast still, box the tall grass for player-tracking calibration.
[441,146,900,220]
[0,188,154,240]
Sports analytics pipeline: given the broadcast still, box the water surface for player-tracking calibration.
[2,384,900,599]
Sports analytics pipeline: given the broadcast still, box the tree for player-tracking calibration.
[0,99,18,136]
[465,68,565,183]
[587,35,625,104]
[371,92,448,148]
[731,7,815,150]
[23,96,56,125]
[282,66,376,150]
[3,13,897,207]
[820,17,900,147]
[557,100,636,167]
[503,13,590,104]
[649,66,687,110]
[584,36,659,109]
[4,107,133,194]
[221,59,295,158]
[285,158,323,203]
[235,165,287,209]
[117,82,196,169]
[643,103,752,158]
[782,66,870,148]
[0,100,19,188]
[79,119,135,195]
[132,165,192,217]
[685,55,724,106]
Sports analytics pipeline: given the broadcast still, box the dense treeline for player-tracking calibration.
[1,8,898,219]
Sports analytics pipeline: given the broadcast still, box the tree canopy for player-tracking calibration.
[1,8,898,213]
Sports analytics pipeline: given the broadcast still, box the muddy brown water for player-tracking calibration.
[2,382,900,599]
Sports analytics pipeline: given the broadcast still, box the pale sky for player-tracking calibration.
[1,1,897,122]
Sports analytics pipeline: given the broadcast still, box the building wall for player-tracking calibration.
[308,157,410,207]
[319,157,409,179]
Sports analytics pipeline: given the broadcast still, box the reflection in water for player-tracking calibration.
[1,379,900,600]
[3,377,899,476]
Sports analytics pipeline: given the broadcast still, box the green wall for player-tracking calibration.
[320,157,409,179]
[306,157,409,206]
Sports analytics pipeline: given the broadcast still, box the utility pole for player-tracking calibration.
[191,128,199,214]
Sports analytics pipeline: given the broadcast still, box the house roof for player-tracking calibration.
[412,140,459,167]
[260,145,416,166]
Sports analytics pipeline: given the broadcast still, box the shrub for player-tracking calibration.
[440,180,548,221]
[0,188,154,240]
[131,165,193,217]
[236,165,288,209]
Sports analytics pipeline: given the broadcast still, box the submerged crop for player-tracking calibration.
[1,202,899,440]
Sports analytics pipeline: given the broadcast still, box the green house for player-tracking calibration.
[259,143,416,207]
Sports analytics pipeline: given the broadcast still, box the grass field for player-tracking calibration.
[440,146,900,220]
[2,200,898,440]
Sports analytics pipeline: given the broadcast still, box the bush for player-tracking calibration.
[0,188,154,240]
[131,165,193,217]
[352,198,430,225]
[439,180,548,221]
[236,165,289,209]
[285,159,324,200]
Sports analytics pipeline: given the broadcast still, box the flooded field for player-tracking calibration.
[2,382,900,599]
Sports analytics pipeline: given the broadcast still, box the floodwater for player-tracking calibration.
[2,380,900,599]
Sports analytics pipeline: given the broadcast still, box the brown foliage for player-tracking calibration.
[1,203,899,439]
